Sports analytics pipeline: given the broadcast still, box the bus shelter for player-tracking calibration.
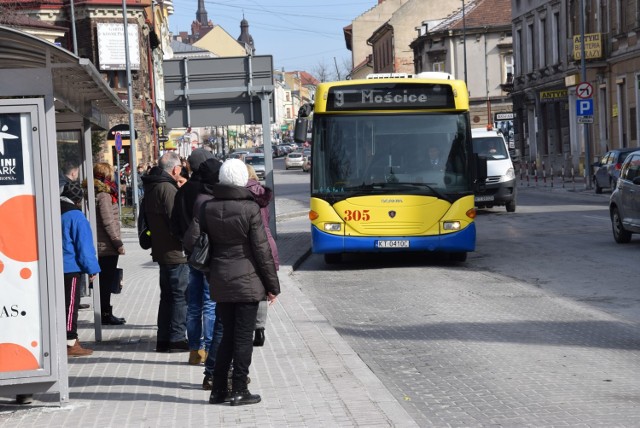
[0,25,127,405]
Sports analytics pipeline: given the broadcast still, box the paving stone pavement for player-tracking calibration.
[0,177,615,427]
[0,204,418,428]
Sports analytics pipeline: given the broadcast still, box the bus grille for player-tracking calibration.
[485,175,502,185]
[358,222,425,232]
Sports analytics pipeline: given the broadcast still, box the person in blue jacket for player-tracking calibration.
[60,181,101,357]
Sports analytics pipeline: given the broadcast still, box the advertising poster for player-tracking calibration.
[0,112,43,373]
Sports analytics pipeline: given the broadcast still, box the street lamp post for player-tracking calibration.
[462,0,468,86]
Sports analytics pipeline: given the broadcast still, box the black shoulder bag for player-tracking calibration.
[138,197,152,250]
[188,201,210,272]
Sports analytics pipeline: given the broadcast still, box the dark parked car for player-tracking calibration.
[593,148,637,193]
[609,150,640,243]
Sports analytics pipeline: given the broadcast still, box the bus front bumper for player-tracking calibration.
[311,223,476,254]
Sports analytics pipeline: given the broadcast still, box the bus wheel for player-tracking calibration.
[450,252,467,262]
[324,253,342,264]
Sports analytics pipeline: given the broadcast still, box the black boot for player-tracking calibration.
[230,378,260,406]
[209,389,230,404]
[253,328,265,347]
[209,377,230,404]
[229,390,261,406]
[101,306,126,325]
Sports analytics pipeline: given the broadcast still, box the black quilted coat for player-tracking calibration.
[199,183,280,303]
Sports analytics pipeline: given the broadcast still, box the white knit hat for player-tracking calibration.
[219,158,249,186]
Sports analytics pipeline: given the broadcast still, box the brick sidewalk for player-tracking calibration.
[0,213,417,427]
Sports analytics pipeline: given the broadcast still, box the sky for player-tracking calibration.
[167,0,377,77]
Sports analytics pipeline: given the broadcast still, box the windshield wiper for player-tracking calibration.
[342,182,451,201]
[399,182,451,201]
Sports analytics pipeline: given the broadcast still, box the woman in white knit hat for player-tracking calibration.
[193,158,280,406]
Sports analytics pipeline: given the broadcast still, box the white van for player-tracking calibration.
[471,128,517,212]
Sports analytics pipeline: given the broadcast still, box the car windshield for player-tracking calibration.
[472,137,509,159]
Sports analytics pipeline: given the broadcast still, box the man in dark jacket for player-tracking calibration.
[185,158,280,406]
[142,151,189,353]
[170,148,221,365]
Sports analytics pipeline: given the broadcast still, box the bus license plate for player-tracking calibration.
[475,195,494,202]
[376,240,409,248]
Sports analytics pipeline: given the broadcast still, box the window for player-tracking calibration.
[503,54,514,81]
[552,12,560,64]
[433,62,444,72]
[539,18,546,68]
[526,23,535,72]
[616,0,625,32]
[622,154,640,181]
[516,28,523,76]
[106,70,128,89]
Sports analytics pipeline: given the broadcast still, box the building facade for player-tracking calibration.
[411,0,514,132]
[6,0,161,167]
[367,0,460,74]
[509,0,640,176]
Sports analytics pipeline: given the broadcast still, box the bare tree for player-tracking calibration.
[312,56,352,82]
[312,61,333,83]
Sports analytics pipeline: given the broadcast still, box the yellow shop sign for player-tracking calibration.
[573,33,603,60]
[540,90,568,102]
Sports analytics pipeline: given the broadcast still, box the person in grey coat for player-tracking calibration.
[186,158,280,406]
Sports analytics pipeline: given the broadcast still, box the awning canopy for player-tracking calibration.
[0,25,128,129]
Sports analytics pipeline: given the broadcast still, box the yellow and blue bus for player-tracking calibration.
[294,72,486,264]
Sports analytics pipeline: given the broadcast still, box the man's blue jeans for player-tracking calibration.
[187,266,215,350]
[157,263,188,343]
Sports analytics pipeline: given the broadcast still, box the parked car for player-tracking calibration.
[244,153,266,180]
[284,151,305,170]
[228,150,250,161]
[609,149,640,243]
[302,154,311,172]
[593,148,637,194]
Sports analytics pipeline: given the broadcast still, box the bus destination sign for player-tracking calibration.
[326,83,455,111]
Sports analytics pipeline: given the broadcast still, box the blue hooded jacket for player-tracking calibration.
[61,199,101,275]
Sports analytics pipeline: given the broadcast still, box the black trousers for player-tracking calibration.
[212,302,259,391]
[98,255,119,313]
[64,273,82,340]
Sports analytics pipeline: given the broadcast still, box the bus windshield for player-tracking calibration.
[311,113,472,198]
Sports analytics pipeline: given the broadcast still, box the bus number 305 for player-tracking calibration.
[343,210,371,221]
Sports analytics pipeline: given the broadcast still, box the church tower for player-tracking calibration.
[237,15,255,55]
[191,0,213,42]
[196,0,208,26]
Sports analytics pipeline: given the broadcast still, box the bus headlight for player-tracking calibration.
[324,223,342,232]
[443,221,461,231]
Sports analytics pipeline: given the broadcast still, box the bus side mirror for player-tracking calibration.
[294,118,309,143]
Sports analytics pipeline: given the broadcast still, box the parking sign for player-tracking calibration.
[576,99,593,116]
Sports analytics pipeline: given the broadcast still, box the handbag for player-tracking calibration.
[137,197,152,250]
[188,201,210,272]
[111,267,123,294]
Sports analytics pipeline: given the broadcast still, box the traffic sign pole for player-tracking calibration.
[579,0,592,189]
